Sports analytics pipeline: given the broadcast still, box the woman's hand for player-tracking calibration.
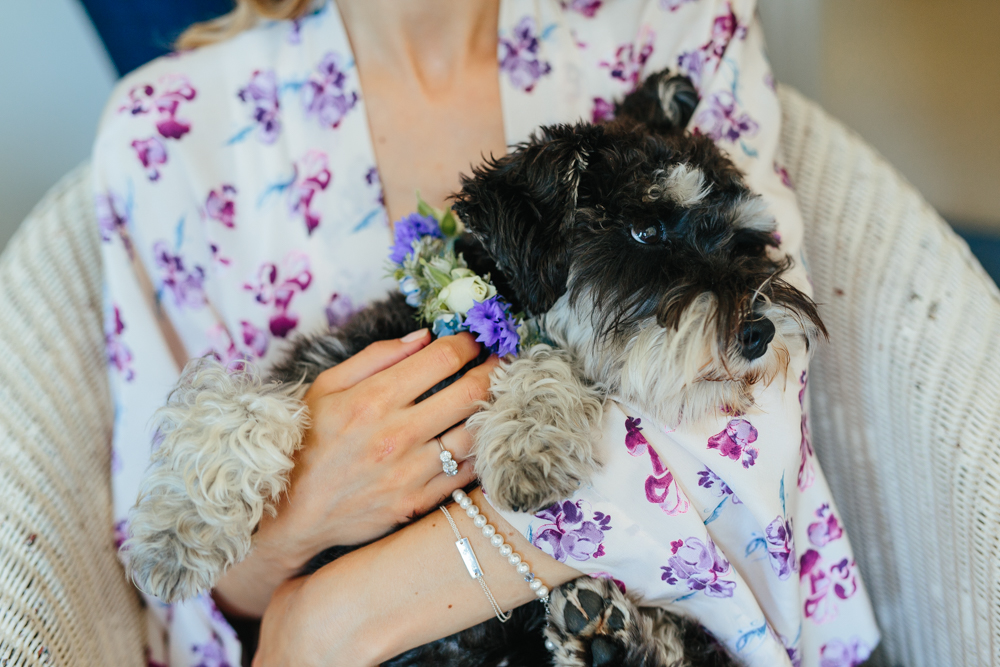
[215,330,498,617]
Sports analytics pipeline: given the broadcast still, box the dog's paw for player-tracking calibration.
[124,357,308,602]
[468,345,603,513]
[546,576,740,667]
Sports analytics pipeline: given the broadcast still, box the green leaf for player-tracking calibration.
[421,260,453,288]
[415,191,442,221]
[440,209,458,236]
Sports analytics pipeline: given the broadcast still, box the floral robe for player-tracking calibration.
[93,1,880,665]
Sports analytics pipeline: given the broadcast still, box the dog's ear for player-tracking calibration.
[615,69,700,133]
[454,123,604,315]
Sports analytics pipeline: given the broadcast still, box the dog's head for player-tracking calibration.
[454,119,826,424]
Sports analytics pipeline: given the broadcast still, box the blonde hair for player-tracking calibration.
[175,0,315,51]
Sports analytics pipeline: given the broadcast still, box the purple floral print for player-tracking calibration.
[204,321,268,369]
[365,167,385,207]
[591,97,616,123]
[533,499,611,562]
[113,518,128,550]
[303,52,359,129]
[800,549,859,624]
[238,70,281,144]
[774,161,794,189]
[764,516,797,580]
[325,292,356,328]
[707,418,759,468]
[820,637,870,667]
[695,90,760,144]
[120,74,198,140]
[210,243,231,269]
[190,632,230,667]
[152,242,207,310]
[808,504,844,548]
[105,305,135,381]
[96,192,133,257]
[599,30,655,90]
[676,3,745,88]
[499,17,553,92]
[131,137,168,181]
[560,0,602,17]
[798,371,815,490]
[660,536,736,598]
[697,466,742,504]
[625,417,690,515]
[661,0,698,10]
[289,150,331,235]
[206,185,237,228]
[244,251,313,338]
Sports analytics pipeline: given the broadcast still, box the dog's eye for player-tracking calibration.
[630,222,664,245]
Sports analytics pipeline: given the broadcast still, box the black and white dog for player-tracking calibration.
[124,69,824,666]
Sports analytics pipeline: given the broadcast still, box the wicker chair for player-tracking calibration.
[1,88,997,666]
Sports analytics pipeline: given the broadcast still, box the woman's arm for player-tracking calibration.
[253,487,582,667]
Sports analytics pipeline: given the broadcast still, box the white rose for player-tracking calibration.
[437,276,496,315]
[450,267,476,280]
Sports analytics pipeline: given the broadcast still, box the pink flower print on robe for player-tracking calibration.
[499,17,553,92]
[661,0,698,11]
[152,242,207,310]
[800,549,859,624]
[808,504,844,548]
[131,137,167,181]
[625,417,690,515]
[660,536,737,599]
[325,293,356,329]
[303,52,359,129]
[244,251,313,338]
[707,418,759,468]
[695,90,760,144]
[105,305,134,382]
[190,632,231,667]
[765,516,797,580]
[819,637,871,667]
[798,371,816,490]
[206,185,237,228]
[676,2,745,88]
[120,74,198,140]
[238,70,281,144]
[591,97,616,123]
[203,321,268,370]
[289,150,331,235]
[560,0,602,17]
[96,192,133,258]
[589,572,627,594]
[533,499,612,562]
[599,29,655,90]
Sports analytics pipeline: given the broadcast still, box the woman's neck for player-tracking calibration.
[337,0,500,96]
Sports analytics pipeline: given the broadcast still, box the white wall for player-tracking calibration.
[0,0,115,250]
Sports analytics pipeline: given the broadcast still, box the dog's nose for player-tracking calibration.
[739,318,775,361]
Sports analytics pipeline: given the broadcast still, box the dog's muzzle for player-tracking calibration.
[738,318,775,361]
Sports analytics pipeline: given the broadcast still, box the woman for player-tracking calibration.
[95,1,880,665]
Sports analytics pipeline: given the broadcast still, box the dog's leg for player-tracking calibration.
[546,577,739,667]
[468,344,604,513]
[124,358,308,602]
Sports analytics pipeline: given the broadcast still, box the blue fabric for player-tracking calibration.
[954,228,1000,288]
[76,0,234,76]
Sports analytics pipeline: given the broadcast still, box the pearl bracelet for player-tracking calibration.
[451,489,550,602]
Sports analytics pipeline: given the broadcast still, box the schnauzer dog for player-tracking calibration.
[124,69,824,666]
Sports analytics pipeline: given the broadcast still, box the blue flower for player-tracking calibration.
[465,296,520,356]
[390,213,441,264]
[399,276,422,307]
[432,312,463,338]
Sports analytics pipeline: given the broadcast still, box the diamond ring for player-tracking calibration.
[436,436,459,476]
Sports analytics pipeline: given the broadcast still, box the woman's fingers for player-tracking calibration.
[422,459,477,510]
[309,329,431,396]
[409,355,500,436]
[363,332,483,406]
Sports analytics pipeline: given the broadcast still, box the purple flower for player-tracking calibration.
[589,572,626,594]
[774,161,794,189]
[105,305,135,381]
[389,213,441,264]
[365,167,385,206]
[499,17,553,92]
[206,185,237,228]
[465,296,520,356]
[599,33,655,90]
[96,192,133,257]
[131,137,167,181]
[676,49,710,89]
[152,242,206,310]
[243,251,313,338]
[325,293,356,329]
[808,505,844,547]
[696,466,742,504]
[238,69,281,144]
[765,516,797,580]
[241,320,269,358]
[113,519,128,550]
[659,536,736,598]
[560,0,602,17]
[694,90,760,144]
[591,97,616,123]
[661,0,697,10]
[288,150,331,235]
[625,417,690,515]
[820,637,871,667]
[800,550,859,623]
[533,500,611,562]
[624,416,648,456]
[191,632,230,667]
[303,52,359,129]
[707,418,759,468]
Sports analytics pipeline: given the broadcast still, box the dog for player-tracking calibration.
[123,69,824,666]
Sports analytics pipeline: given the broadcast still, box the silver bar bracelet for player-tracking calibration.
[455,537,484,578]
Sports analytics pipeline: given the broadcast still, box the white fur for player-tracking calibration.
[733,195,776,232]
[468,345,604,513]
[646,164,711,207]
[123,358,308,602]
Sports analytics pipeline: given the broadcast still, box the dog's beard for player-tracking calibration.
[541,290,821,426]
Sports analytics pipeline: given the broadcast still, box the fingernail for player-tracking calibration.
[402,328,429,343]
